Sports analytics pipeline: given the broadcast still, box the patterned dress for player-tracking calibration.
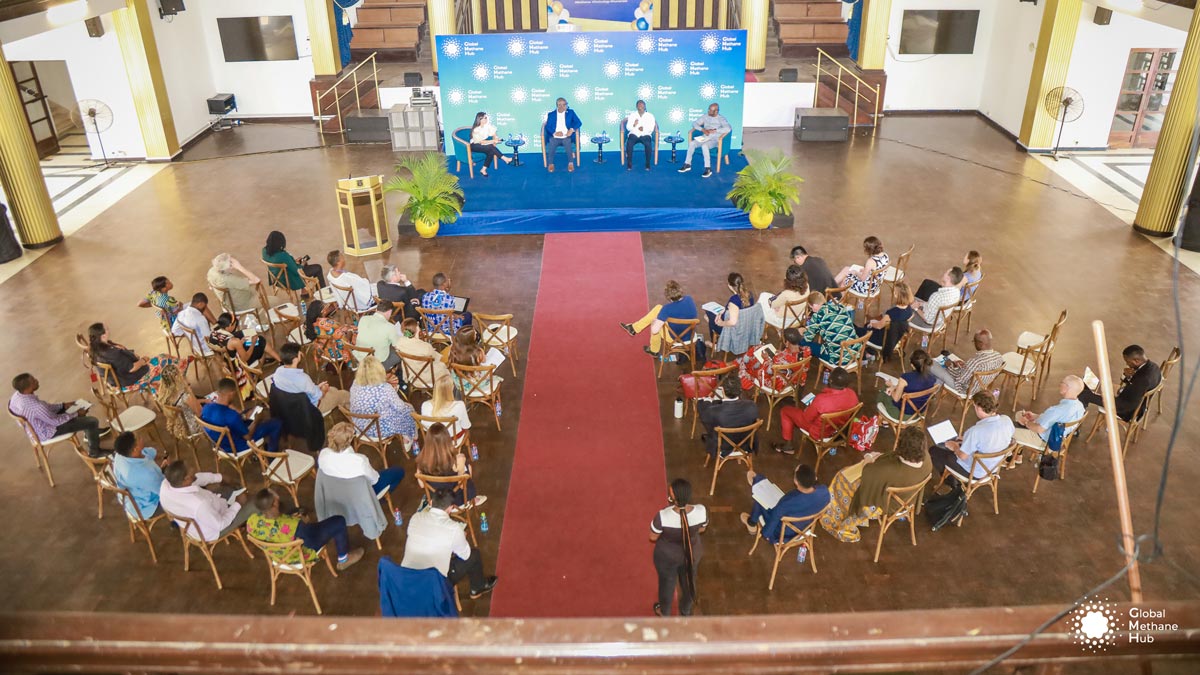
[849,252,890,296]
[145,290,182,330]
[246,513,317,564]
[803,302,861,366]
[350,382,418,440]
[737,346,810,392]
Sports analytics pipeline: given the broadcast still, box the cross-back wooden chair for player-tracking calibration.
[411,411,472,455]
[1084,382,1162,458]
[112,483,168,564]
[97,394,166,455]
[211,284,263,334]
[158,401,205,468]
[251,441,316,504]
[247,534,339,614]
[174,323,222,386]
[873,474,932,563]
[877,383,942,452]
[253,282,301,348]
[398,350,438,403]
[658,318,702,378]
[684,363,738,439]
[195,417,256,485]
[329,279,374,325]
[934,443,1013,520]
[1001,334,1049,411]
[416,307,458,344]
[414,472,480,546]
[298,269,334,305]
[338,407,403,468]
[814,333,871,392]
[1027,415,1086,494]
[754,356,812,430]
[908,304,956,356]
[847,269,887,318]
[162,509,255,590]
[881,244,914,306]
[161,327,186,362]
[1153,346,1181,414]
[1016,310,1067,393]
[475,313,520,377]
[451,362,503,430]
[272,304,308,346]
[8,407,86,487]
[796,402,862,474]
[92,362,149,409]
[770,299,809,346]
[936,365,1004,430]
[262,259,300,306]
[952,277,983,343]
[704,419,763,496]
[74,448,117,519]
[747,503,830,590]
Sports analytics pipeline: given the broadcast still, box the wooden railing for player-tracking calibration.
[2,602,1198,672]
[314,53,380,134]
[813,46,881,128]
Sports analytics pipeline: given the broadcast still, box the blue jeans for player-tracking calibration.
[545,135,573,167]
[296,515,350,557]
[373,467,406,496]
[252,418,284,453]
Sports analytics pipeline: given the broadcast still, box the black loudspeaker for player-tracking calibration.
[158,0,185,18]
[85,16,104,37]
[794,107,849,142]
[207,93,235,115]
[1094,7,1112,25]
[404,72,423,87]
[778,68,798,82]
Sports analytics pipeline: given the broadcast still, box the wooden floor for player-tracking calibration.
[1,116,1198,623]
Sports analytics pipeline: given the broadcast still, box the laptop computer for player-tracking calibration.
[452,295,470,313]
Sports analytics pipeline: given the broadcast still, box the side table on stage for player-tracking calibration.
[590,132,610,164]
[504,136,527,167]
[663,132,685,163]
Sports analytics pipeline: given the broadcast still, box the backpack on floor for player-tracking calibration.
[925,482,968,531]
[848,415,881,452]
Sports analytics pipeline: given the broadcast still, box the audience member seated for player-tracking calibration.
[208,253,264,313]
[318,422,406,502]
[88,322,180,394]
[397,318,451,385]
[962,250,983,300]
[159,460,258,540]
[791,245,836,296]
[878,350,939,418]
[378,558,459,617]
[698,373,759,458]
[8,372,108,457]
[929,392,1014,478]
[402,489,499,599]
[377,264,424,321]
[357,301,403,371]
[930,329,1003,395]
[620,280,701,359]
[1077,345,1161,422]
[774,367,859,455]
[649,478,707,617]
[304,300,355,366]
[857,281,913,362]
[273,343,350,415]
[326,250,376,312]
[801,292,858,363]
[834,236,890,298]
[111,431,166,516]
[448,326,503,395]
[708,272,754,342]
[737,327,810,392]
[262,230,323,293]
[819,427,932,543]
[172,293,214,355]
[154,363,203,439]
[1012,375,1086,464]
[421,375,472,443]
[201,377,283,453]
[738,464,831,542]
[422,273,472,335]
[351,355,417,446]
[416,423,487,508]
[758,264,809,330]
[247,488,365,570]
[210,311,280,366]
[912,266,964,314]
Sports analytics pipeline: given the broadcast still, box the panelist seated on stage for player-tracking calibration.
[542,97,582,173]
[678,103,731,178]
[623,100,658,171]
[468,112,511,178]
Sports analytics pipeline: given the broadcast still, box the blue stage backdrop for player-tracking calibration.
[436,30,746,155]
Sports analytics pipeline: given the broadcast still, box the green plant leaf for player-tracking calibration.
[724,149,804,216]
[383,152,466,225]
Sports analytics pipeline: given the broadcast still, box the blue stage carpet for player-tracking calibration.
[442,151,756,236]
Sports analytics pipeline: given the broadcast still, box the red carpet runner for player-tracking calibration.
[490,232,667,617]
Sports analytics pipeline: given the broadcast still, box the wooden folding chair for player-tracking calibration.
[908,304,956,356]
[934,443,1013,519]
[398,350,438,402]
[247,535,339,614]
[1016,310,1067,393]
[704,419,762,496]
[1000,335,1049,411]
[254,283,301,348]
[112,484,168,564]
[415,472,480,546]
[475,313,520,377]
[684,363,738,439]
[416,307,458,344]
[339,407,405,468]
[952,277,983,343]
[814,333,871,392]
[262,258,299,307]
[211,284,263,335]
[298,269,334,305]
[880,244,914,306]
[7,408,86,487]
[795,402,862,474]
[74,448,117,519]
[174,324,222,387]
[935,366,1004,430]
[93,362,149,409]
[877,383,942,452]
[1026,415,1085,494]
[97,395,166,458]
[162,509,255,589]
[329,279,374,325]
[1153,347,1181,414]
[195,418,257,485]
[158,400,205,468]
[658,318,702,378]
[451,363,503,430]
[747,504,829,590]
[252,441,316,504]
[770,299,809,346]
[753,356,811,430]
[411,411,472,455]
[872,475,931,563]
[1085,383,1161,458]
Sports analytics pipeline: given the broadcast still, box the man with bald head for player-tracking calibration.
[930,329,1004,395]
[1011,375,1086,461]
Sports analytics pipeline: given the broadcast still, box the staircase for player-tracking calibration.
[349,0,427,62]
[773,0,848,58]
[310,55,383,136]
[48,100,76,138]
[813,48,884,128]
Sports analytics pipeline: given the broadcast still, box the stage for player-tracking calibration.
[440,151,758,236]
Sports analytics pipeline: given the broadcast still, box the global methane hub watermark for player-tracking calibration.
[1068,597,1181,652]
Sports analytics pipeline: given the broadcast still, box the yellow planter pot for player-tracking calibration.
[749,204,774,230]
[414,219,440,238]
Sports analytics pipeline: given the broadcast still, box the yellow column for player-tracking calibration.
[112,0,179,160]
[856,0,892,71]
[1018,0,1082,150]
[305,0,341,76]
[1134,8,1200,236]
[0,44,60,248]
[427,0,455,72]
[740,0,768,71]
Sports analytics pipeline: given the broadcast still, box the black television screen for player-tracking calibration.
[217,16,299,63]
[899,10,980,55]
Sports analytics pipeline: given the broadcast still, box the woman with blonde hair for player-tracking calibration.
[349,354,416,444]
[416,422,486,508]
[961,250,983,300]
[420,375,472,441]
[154,362,202,439]
[318,421,406,496]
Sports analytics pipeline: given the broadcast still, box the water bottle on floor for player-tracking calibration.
[299,299,307,318]
[470,443,480,461]
[393,508,403,527]
[992,388,1001,400]
[830,447,837,457]
[822,369,830,386]
[921,334,929,349]
[480,512,489,534]
[495,399,503,417]
[857,298,864,311]
[411,439,421,457]
[796,543,808,564]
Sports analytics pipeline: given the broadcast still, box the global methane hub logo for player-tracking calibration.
[1069,598,1178,653]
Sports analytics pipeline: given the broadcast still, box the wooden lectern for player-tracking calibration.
[336,175,392,256]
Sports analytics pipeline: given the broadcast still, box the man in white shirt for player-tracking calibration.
[930,391,1014,480]
[158,460,256,541]
[171,292,214,356]
[401,489,498,599]
[624,100,657,171]
[326,250,376,313]
[318,422,406,496]
[910,267,964,332]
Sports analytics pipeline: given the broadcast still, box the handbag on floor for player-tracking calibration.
[848,415,881,452]
[678,360,731,399]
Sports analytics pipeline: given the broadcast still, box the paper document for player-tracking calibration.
[1083,367,1100,391]
[751,479,787,510]
[65,399,91,415]
[226,488,246,506]
[875,372,899,387]
[702,301,725,315]
[928,420,959,445]
[483,347,506,369]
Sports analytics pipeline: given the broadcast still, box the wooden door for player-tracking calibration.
[1109,48,1178,149]
[8,61,59,159]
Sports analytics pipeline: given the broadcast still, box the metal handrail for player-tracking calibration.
[314,52,380,134]
[813,47,881,128]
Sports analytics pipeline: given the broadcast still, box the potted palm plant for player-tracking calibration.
[725,149,803,230]
[383,152,465,238]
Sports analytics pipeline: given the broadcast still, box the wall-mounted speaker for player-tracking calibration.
[158,0,185,19]
[1094,7,1112,25]
[84,16,104,37]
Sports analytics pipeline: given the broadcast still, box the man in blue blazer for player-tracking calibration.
[740,464,831,544]
[543,97,582,172]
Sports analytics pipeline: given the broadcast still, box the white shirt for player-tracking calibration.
[318,446,380,484]
[158,472,237,542]
[470,123,496,144]
[421,399,472,432]
[957,414,1015,478]
[327,269,376,312]
[401,508,471,575]
[554,110,567,135]
[625,111,656,137]
[171,305,212,355]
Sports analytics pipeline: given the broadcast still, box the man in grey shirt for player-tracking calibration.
[678,103,731,178]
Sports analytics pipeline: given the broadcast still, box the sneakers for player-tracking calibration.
[739,512,758,535]
[447,495,488,513]
[568,162,575,173]
[619,322,636,337]
[97,426,112,437]
[677,164,691,173]
[336,547,365,571]
[469,576,499,599]
[702,169,713,178]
